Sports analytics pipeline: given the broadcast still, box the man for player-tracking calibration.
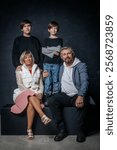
[12,19,42,69]
[48,47,89,142]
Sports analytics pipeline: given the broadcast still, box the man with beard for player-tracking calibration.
[48,47,89,142]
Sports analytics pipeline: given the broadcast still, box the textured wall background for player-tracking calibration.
[0,0,100,107]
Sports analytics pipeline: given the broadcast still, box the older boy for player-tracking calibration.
[12,19,42,69]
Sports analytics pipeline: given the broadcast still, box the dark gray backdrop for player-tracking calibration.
[0,0,100,109]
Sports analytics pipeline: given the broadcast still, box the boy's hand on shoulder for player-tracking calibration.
[16,65,22,71]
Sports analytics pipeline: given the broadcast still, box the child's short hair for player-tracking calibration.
[20,19,32,29]
[48,21,59,32]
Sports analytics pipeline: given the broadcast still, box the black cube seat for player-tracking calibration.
[1,104,99,135]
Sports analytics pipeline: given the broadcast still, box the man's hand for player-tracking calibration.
[75,96,84,108]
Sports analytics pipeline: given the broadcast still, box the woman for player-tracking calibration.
[11,50,51,139]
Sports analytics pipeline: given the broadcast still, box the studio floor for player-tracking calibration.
[0,115,100,150]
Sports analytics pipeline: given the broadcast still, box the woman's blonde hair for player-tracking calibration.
[20,50,35,65]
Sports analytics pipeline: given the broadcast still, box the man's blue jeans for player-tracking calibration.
[43,63,60,95]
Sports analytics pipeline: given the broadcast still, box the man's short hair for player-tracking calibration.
[20,19,32,29]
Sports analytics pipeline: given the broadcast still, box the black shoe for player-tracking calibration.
[76,131,86,142]
[54,130,68,141]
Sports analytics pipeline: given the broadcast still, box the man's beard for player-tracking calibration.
[64,57,74,65]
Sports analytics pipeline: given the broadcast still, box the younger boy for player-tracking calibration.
[42,21,63,101]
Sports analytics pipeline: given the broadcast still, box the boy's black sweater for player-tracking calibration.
[12,35,42,68]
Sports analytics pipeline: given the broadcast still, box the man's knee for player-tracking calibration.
[48,93,63,107]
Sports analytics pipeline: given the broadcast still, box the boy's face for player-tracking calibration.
[48,26,58,36]
[21,23,32,35]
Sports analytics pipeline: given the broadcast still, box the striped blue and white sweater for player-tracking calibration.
[42,37,63,64]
